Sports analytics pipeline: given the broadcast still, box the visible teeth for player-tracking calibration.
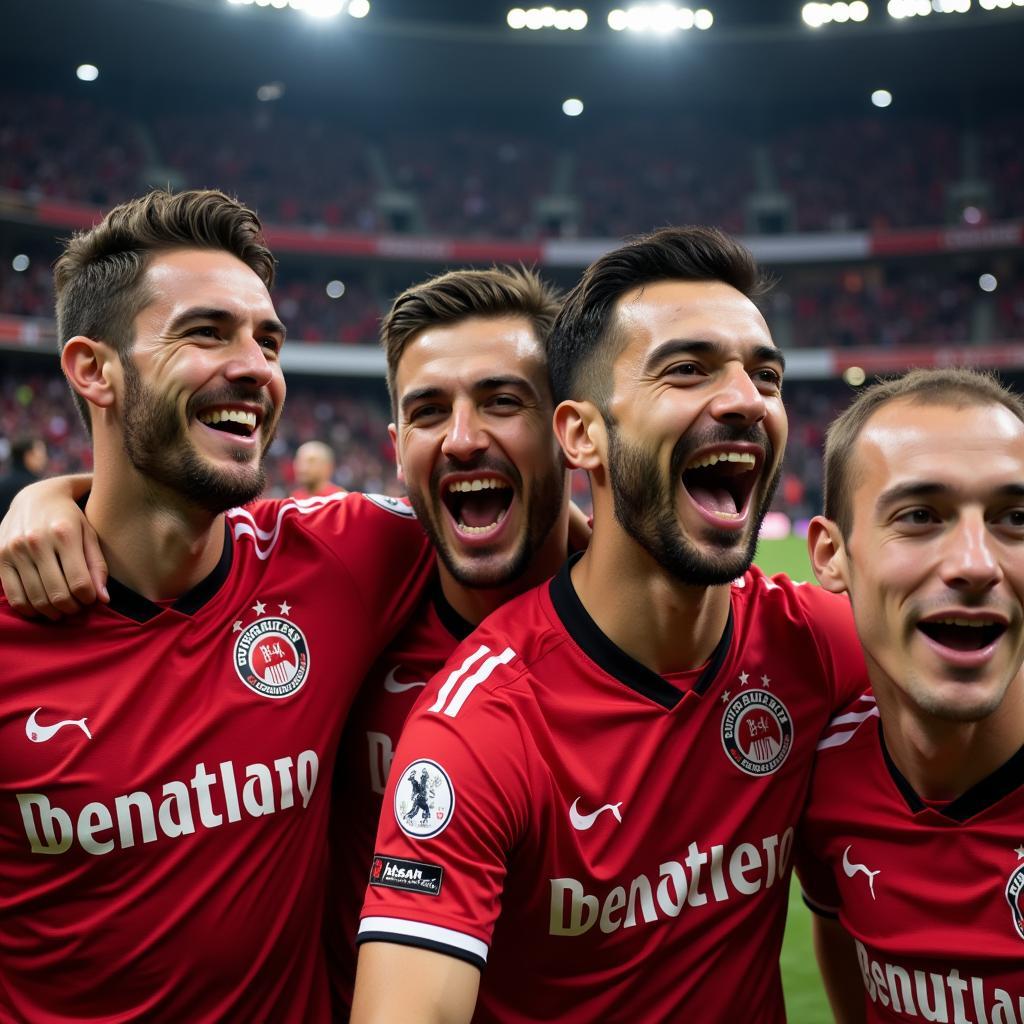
[199,409,257,429]
[456,509,508,534]
[931,618,992,628]
[688,452,756,471]
[447,478,507,493]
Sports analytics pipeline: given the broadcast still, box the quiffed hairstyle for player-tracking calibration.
[380,266,561,414]
[547,226,768,410]
[824,367,1024,537]
[54,189,275,430]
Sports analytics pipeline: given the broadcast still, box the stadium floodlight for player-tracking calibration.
[871,88,893,106]
[562,97,584,116]
[348,0,370,14]
[76,64,99,81]
[849,1,869,18]
[12,255,30,272]
[606,4,713,32]
[978,274,998,292]
[843,366,867,386]
[508,7,587,29]
[326,280,346,299]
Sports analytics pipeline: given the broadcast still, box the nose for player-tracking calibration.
[708,362,767,427]
[441,401,488,462]
[224,331,274,387]
[940,510,1003,593]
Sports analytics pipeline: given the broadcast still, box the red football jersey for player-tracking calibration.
[798,694,1024,1022]
[325,584,473,1014]
[0,492,433,1024]
[359,558,867,1023]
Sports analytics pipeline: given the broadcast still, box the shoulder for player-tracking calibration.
[814,691,879,764]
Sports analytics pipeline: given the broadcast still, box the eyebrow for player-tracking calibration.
[166,306,287,340]
[643,338,786,374]
[399,375,540,418]
[876,481,1024,512]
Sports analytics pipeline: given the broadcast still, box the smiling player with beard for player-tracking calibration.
[353,227,868,1024]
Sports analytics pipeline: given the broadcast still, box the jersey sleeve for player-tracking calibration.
[794,829,842,919]
[356,649,531,970]
[236,493,434,658]
[794,583,869,713]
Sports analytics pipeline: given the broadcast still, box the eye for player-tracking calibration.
[259,335,282,355]
[189,325,219,339]
[664,362,705,379]
[407,404,445,424]
[996,508,1024,530]
[895,507,939,527]
[486,394,523,412]
[753,368,783,389]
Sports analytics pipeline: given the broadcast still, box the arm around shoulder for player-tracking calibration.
[351,942,480,1024]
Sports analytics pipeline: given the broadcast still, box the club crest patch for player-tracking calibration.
[394,758,454,839]
[721,689,793,777]
[1005,859,1024,942]
[234,611,310,699]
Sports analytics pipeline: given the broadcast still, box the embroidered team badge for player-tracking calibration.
[364,493,416,518]
[233,600,310,699]
[394,758,455,839]
[721,689,793,777]
[1005,849,1024,942]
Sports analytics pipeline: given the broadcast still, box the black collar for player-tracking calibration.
[431,581,476,641]
[548,553,733,710]
[880,720,1024,823]
[106,520,234,623]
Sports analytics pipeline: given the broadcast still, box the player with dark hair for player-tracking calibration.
[0,189,436,1021]
[799,367,1024,1022]
[0,436,48,518]
[353,227,866,1023]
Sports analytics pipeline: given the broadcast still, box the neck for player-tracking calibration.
[86,470,226,603]
[438,506,571,626]
[874,669,1024,803]
[570,521,731,675]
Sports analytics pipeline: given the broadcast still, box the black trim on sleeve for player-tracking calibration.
[355,931,485,971]
[106,521,234,623]
[880,720,1024,823]
[548,553,734,710]
[801,893,840,920]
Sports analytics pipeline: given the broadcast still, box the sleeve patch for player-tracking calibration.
[363,493,417,518]
[394,759,455,839]
[369,854,444,896]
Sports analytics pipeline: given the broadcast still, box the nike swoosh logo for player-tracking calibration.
[383,666,428,694]
[569,797,623,831]
[26,708,92,743]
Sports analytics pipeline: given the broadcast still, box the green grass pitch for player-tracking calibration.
[755,536,832,1023]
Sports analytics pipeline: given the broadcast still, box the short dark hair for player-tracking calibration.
[10,437,40,469]
[824,367,1024,537]
[380,266,561,415]
[54,189,275,431]
[547,226,769,409]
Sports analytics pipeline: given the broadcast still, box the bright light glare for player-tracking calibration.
[849,1,869,18]
[569,8,588,27]
[508,8,526,26]
[694,7,713,26]
[348,0,370,15]
[979,273,998,292]
[871,88,893,107]
[257,82,285,101]
[562,97,584,116]
[609,8,628,27]
[843,366,867,386]
[607,4,712,31]
[962,205,983,224]
[12,254,29,272]
[301,0,345,15]
[326,280,346,299]
[76,64,99,82]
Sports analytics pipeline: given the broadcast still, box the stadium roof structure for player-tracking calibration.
[4,0,1024,119]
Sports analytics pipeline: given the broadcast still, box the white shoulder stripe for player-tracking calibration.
[442,648,516,718]
[358,916,489,963]
[817,706,879,751]
[227,491,350,559]
[428,645,492,713]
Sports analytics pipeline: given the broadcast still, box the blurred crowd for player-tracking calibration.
[2,92,1022,238]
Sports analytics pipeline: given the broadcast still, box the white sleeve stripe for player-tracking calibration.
[443,647,516,718]
[816,707,879,751]
[227,492,351,558]
[828,703,878,727]
[428,644,492,713]
[358,916,489,962]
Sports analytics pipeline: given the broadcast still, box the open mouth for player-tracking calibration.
[197,408,259,439]
[681,451,759,519]
[442,477,514,535]
[917,618,1006,653]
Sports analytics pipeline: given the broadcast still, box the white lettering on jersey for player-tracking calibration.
[855,940,1023,1021]
[549,828,794,936]
[368,731,395,796]
[428,645,516,718]
[16,750,319,857]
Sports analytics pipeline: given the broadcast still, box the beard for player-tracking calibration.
[606,421,780,587]
[121,359,275,515]
[405,454,566,590]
